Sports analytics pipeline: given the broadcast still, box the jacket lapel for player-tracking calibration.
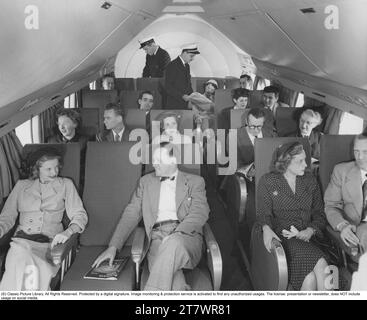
[175,171,189,212]
[345,164,363,216]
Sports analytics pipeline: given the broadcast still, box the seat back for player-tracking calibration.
[115,78,136,91]
[82,90,118,109]
[248,90,263,108]
[79,108,101,137]
[230,109,248,129]
[149,109,194,132]
[22,143,81,189]
[225,78,240,90]
[319,135,355,194]
[254,137,312,189]
[214,89,233,113]
[125,109,147,130]
[120,90,162,110]
[275,106,298,137]
[136,77,163,92]
[80,142,142,246]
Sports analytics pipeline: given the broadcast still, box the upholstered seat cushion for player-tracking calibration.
[60,246,134,291]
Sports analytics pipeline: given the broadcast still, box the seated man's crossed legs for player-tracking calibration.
[144,222,203,291]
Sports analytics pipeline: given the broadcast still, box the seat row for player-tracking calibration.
[224,135,356,290]
[0,142,222,290]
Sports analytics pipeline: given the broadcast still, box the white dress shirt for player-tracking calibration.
[247,130,263,145]
[156,171,178,222]
[113,127,125,142]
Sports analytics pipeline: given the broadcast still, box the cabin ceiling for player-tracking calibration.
[0,0,366,134]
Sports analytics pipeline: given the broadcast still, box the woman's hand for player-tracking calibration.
[296,227,315,242]
[263,225,281,252]
[92,247,117,268]
[51,229,73,249]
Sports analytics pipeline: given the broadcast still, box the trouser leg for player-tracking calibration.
[144,229,202,291]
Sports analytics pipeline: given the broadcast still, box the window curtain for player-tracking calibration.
[39,102,63,143]
[322,106,343,134]
[0,131,23,209]
[271,80,298,107]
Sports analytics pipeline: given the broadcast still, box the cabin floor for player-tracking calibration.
[203,165,252,290]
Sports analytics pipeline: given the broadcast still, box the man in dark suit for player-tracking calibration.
[236,108,276,176]
[96,103,130,142]
[140,37,171,78]
[164,44,200,110]
[92,142,209,290]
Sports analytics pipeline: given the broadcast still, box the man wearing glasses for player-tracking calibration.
[236,108,277,179]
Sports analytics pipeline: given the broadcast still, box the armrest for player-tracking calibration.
[203,223,222,290]
[326,225,360,258]
[234,174,248,224]
[250,223,288,290]
[131,227,146,264]
[49,233,78,266]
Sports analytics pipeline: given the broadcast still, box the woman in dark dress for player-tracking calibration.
[257,142,330,290]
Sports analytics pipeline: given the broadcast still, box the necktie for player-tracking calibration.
[362,176,367,221]
[160,176,175,182]
[114,134,120,142]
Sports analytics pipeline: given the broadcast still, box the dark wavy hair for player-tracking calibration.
[271,142,304,174]
[154,111,182,134]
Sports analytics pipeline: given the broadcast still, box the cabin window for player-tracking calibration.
[64,93,76,108]
[89,81,97,90]
[295,92,305,108]
[338,112,364,134]
[15,116,40,146]
[256,78,271,90]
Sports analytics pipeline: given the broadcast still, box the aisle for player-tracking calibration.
[203,165,252,290]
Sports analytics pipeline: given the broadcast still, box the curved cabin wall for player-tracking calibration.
[115,15,246,78]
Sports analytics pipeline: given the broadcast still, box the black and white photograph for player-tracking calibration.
[0,0,366,305]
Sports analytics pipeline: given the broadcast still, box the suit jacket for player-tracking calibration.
[0,178,88,239]
[164,57,193,109]
[236,126,277,168]
[324,161,364,229]
[143,47,171,78]
[287,130,322,160]
[109,171,209,252]
[96,127,130,142]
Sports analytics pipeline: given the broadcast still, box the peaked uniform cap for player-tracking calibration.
[139,37,155,49]
[181,43,200,54]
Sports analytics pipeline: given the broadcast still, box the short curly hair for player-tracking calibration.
[271,142,304,174]
[56,108,82,129]
[154,111,182,133]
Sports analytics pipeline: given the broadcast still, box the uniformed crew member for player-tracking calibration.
[140,37,171,78]
[164,43,200,110]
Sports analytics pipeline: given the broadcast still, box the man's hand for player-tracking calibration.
[92,247,117,268]
[296,228,314,242]
[340,224,359,247]
[263,225,281,253]
[182,94,190,102]
[51,229,72,249]
[246,166,256,178]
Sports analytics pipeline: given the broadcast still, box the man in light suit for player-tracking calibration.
[324,134,367,252]
[96,103,130,142]
[92,142,209,290]
[164,44,200,110]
